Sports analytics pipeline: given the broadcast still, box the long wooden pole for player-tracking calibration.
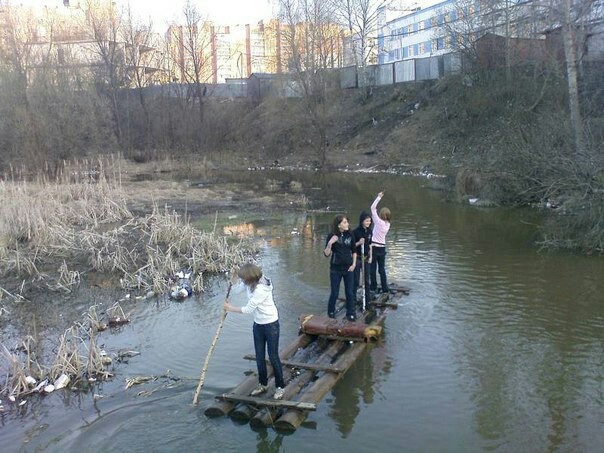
[192,278,234,405]
[361,247,366,311]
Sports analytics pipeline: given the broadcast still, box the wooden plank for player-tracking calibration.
[217,393,317,411]
[274,311,390,431]
[204,334,314,417]
[242,354,344,373]
[249,340,345,428]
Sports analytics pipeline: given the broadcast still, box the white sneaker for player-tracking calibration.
[273,387,285,400]
[250,384,267,396]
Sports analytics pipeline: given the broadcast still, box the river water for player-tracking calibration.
[1,171,603,452]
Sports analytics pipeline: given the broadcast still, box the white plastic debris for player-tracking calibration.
[25,376,37,386]
[468,198,479,205]
[44,384,55,393]
[9,395,16,402]
[34,379,48,392]
[19,400,27,406]
[54,374,70,390]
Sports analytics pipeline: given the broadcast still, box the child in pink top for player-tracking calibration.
[370,192,391,293]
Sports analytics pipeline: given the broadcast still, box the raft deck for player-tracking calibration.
[204,285,409,431]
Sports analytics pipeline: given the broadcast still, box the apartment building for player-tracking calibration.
[378,0,458,64]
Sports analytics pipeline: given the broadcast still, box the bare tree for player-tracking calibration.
[0,3,35,103]
[279,0,344,168]
[537,0,600,153]
[169,0,215,142]
[334,0,387,74]
[83,0,129,145]
[122,5,155,147]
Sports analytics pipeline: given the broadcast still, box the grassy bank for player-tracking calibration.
[1,64,602,252]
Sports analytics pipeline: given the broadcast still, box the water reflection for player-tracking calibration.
[255,430,285,453]
[2,170,604,452]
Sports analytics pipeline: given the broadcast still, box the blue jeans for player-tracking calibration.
[328,268,355,318]
[253,320,285,388]
[370,247,389,292]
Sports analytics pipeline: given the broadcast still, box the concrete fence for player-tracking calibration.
[133,53,462,101]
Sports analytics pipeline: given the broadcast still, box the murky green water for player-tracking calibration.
[2,171,603,452]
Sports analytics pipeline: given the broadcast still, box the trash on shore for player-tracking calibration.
[54,374,70,390]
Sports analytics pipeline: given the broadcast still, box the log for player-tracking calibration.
[299,314,382,340]
[249,340,344,428]
[204,333,314,417]
[217,393,317,411]
[274,312,389,431]
[229,403,257,421]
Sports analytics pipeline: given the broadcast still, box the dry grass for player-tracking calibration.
[0,158,258,296]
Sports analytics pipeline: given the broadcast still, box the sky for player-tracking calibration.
[126,0,276,28]
[15,0,276,29]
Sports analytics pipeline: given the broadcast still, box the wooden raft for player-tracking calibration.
[204,288,408,431]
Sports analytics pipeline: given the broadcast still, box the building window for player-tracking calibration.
[413,23,419,32]
[414,44,419,55]
[424,20,431,30]
[437,14,444,26]
[436,37,445,50]
[425,40,432,53]
[403,47,408,58]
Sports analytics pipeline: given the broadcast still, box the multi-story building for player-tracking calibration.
[1,0,164,86]
[167,18,346,84]
[377,0,562,65]
[378,0,458,64]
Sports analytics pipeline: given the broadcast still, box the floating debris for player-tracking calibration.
[108,317,130,327]
[54,374,70,390]
[117,349,140,359]
[43,384,55,393]
[125,376,155,389]
[25,376,37,386]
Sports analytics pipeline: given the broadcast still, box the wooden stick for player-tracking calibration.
[192,272,236,405]
[361,247,366,311]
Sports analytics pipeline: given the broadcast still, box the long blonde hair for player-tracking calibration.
[237,263,262,290]
[379,207,391,222]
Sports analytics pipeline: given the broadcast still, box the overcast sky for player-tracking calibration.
[15,0,276,29]
[126,0,276,27]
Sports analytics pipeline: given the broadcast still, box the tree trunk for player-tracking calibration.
[561,0,584,153]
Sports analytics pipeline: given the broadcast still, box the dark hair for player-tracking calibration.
[237,263,262,290]
[359,211,371,226]
[331,214,349,235]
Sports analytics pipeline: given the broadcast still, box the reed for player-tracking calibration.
[1,159,257,297]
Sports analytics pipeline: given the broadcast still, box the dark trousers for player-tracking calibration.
[353,258,371,305]
[370,247,389,292]
[253,320,285,388]
[328,268,355,317]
